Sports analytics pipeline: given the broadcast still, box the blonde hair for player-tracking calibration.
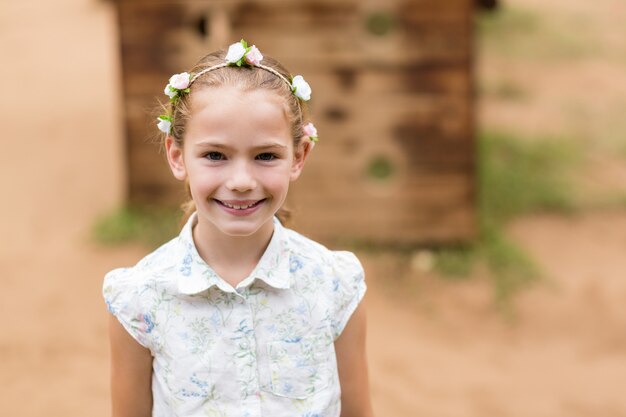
[161,49,309,225]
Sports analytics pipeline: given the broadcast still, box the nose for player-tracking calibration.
[225,160,257,192]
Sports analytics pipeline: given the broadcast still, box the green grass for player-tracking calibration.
[434,245,476,279]
[432,130,582,306]
[93,205,181,248]
[617,133,626,161]
[477,6,541,39]
[479,220,541,309]
[478,130,582,223]
[476,5,599,60]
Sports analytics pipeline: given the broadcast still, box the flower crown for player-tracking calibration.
[157,39,318,145]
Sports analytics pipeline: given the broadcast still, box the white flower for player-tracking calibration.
[225,42,246,63]
[245,45,264,66]
[156,117,172,134]
[169,72,191,90]
[291,75,311,101]
[163,83,176,99]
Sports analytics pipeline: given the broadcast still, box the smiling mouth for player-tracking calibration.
[214,199,266,210]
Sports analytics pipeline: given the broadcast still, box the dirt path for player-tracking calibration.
[365,210,626,416]
[1,0,626,416]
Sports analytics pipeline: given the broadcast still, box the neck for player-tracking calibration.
[191,217,275,287]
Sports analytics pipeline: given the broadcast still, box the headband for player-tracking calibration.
[157,39,319,145]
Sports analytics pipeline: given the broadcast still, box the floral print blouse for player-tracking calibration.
[103,213,366,417]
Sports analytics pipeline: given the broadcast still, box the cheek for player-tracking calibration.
[186,165,219,191]
[260,167,292,191]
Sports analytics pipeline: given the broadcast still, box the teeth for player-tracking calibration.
[221,201,257,210]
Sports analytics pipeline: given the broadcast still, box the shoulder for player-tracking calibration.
[103,236,182,301]
[283,226,364,284]
[102,237,183,351]
[283,226,366,340]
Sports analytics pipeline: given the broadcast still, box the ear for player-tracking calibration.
[290,139,313,181]
[165,136,187,181]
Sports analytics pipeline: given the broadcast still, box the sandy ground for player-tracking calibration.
[1,0,626,416]
[364,209,626,416]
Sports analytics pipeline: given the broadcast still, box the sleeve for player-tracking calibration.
[102,267,156,351]
[330,251,367,340]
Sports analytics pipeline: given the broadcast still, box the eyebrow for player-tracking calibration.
[194,141,288,150]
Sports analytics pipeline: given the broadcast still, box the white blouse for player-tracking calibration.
[103,213,366,417]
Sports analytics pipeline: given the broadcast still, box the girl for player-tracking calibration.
[103,40,373,417]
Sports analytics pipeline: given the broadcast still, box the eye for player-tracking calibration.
[256,153,277,161]
[205,151,225,161]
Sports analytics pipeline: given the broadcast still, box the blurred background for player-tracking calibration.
[1,0,626,415]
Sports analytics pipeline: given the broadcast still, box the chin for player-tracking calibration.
[207,213,276,237]
[216,223,263,237]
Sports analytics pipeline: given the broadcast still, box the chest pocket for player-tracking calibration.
[265,334,334,399]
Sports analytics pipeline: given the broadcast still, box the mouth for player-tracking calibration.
[213,198,266,211]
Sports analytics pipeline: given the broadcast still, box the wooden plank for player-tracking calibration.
[113,0,476,243]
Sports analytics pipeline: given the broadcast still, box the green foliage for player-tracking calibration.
[480,219,540,307]
[365,12,395,36]
[476,6,540,39]
[93,206,181,248]
[432,130,581,304]
[434,245,476,279]
[478,130,581,224]
[476,5,598,60]
[367,155,394,180]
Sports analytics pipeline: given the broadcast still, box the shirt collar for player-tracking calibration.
[176,213,291,295]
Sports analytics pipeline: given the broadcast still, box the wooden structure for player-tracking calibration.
[111,0,476,245]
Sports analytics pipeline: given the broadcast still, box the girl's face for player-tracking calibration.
[166,86,309,238]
